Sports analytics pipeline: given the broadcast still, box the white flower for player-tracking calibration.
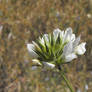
[43,62,55,69]
[75,42,86,55]
[27,27,86,69]
[27,44,38,58]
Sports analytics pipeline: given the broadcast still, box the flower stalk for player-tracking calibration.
[60,70,74,92]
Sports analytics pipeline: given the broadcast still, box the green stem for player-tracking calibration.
[60,71,74,92]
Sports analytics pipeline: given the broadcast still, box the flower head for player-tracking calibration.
[27,27,86,69]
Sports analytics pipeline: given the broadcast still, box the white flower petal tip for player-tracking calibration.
[53,28,64,37]
[73,36,81,48]
[66,27,73,33]
[53,28,62,40]
[32,59,42,66]
[65,53,77,62]
[75,42,86,55]
[65,27,73,37]
[71,34,75,42]
[27,44,38,58]
[53,28,61,33]
[43,62,55,69]
[63,27,73,42]
[43,34,49,42]
[40,38,45,44]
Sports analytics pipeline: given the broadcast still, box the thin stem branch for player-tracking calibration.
[60,71,74,92]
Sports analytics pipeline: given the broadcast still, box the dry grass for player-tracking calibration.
[0,0,92,92]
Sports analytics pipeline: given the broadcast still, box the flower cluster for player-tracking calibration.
[27,27,86,69]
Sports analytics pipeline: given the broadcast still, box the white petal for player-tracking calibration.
[32,59,42,65]
[63,41,73,56]
[27,44,38,58]
[43,34,49,42]
[63,27,76,43]
[73,36,80,48]
[65,53,77,62]
[63,27,72,42]
[66,27,73,33]
[53,28,61,41]
[39,37,45,44]
[75,42,86,55]
[60,30,64,38]
[43,62,55,69]
[71,34,75,42]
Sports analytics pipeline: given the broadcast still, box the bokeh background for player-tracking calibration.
[0,0,92,92]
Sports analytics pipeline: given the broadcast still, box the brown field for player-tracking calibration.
[0,0,92,92]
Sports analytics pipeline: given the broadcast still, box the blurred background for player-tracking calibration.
[0,0,92,92]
